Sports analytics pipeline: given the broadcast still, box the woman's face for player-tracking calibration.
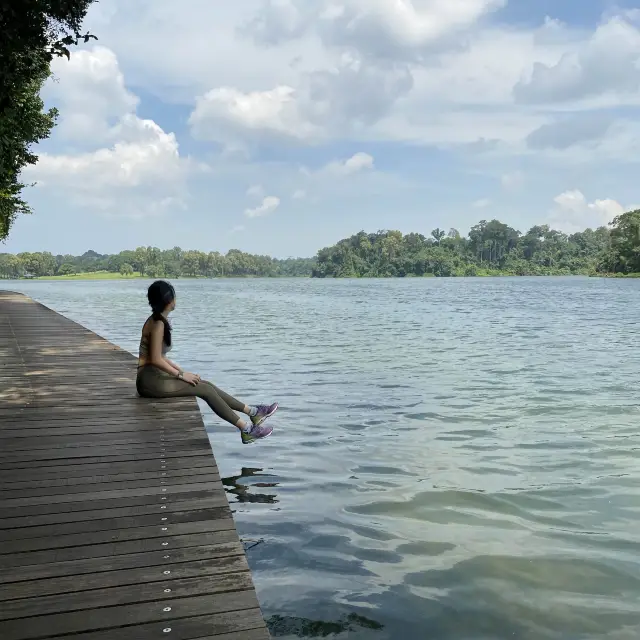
[169,295,176,312]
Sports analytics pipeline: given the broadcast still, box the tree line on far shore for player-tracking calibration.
[2,210,640,279]
[0,247,315,279]
[312,210,640,277]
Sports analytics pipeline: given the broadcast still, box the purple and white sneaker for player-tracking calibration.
[241,423,273,445]
[251,402,278,427]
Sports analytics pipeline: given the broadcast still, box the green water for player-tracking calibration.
[9,276,640,639]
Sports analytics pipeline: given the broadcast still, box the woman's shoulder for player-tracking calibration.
[142,315,161,331]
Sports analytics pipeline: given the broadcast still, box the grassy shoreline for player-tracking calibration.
[6,270,637,281]
[31,271,592,281]
[35,271,143,280]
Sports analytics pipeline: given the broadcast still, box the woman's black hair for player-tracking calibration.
[147,280,176,347]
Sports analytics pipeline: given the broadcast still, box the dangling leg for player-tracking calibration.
[137,367,274,443]
[203,381,278,427]
[197,381,278,443]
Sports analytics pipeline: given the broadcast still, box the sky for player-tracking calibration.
[4,0,640,258]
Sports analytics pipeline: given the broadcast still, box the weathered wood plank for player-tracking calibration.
[0,465,218,490]
[1,589,260,639]
[0,496,229,533]
[0,525,240,571]
[0,554,248,601]
[1,572,256,620]
[0,505,231,541]
[0,429,212,452]
[0,456,217,481]
[38,608,269,640]
[0,541,245,585]
[0,291,269,639]
[3,487,222,520]
[0,513,235,555]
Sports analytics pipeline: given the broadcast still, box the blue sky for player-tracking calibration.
[5,0,640,258]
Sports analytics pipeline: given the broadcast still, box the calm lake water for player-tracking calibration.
[5,277,640,639]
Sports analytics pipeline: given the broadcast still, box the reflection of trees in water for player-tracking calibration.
[222,467,279,504]
[267,612,384,637]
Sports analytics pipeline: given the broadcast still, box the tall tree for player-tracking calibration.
[607,210,640,273]
[0,0,97,240]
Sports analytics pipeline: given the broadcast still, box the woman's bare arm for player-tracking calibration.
[165,357,182,373]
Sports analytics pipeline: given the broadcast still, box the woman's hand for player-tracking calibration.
[182,372,201,386]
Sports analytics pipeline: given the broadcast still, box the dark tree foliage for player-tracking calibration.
[311,218,620,278]
[599,209,640,274]
[0,0,97,240]
[3,214,639,280]
[0,246,316,279]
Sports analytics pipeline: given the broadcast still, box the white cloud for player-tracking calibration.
[87,2,640,158]
[514,14,640,105]
[292,189,307,199]
[44,46,139,144]
[245,195,281,217]
[189,53,413,146]
[550,189,627,232]
[324,152,374,176]
[26,46,189,218]
[473,198,491,208]
[190,85,320,143]
[245,0,506,59]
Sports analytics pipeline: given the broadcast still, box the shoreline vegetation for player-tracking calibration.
[20,271,640,281]
[2,211,640,280]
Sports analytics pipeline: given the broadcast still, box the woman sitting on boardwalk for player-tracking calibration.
[136,280,277,444]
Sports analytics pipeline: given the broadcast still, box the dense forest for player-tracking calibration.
[0,247,315,279]
[2,211,640,279]
[313,211,640,277]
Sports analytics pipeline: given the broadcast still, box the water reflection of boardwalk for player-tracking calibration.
[223,467,280,505]
[0,291,270,640]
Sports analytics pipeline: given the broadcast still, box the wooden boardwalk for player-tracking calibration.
[0,291,270,640]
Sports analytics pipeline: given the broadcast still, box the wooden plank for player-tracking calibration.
[0,526,240,570]
[32,608,269,640]
[0,483,227,514]
[0,456,217,481]
[0,465,218,490]
[0,541,246,586]
[0,589,260,639]
[0,429,210,452]
[0,513,234,554]
[0,496,229,531]
[0,554,249,600]
[0,419,208,435]
[0,506,231,541]
[3,488,221,520]
[0,474,222,501]
[0,441,210,465]
[0,291,269,639]
[1,572,256,620]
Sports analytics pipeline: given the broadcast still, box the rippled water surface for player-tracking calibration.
[7,277,640,639]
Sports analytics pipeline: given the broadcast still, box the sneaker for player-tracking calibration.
[241,423,274,445]
[251,402,279,427]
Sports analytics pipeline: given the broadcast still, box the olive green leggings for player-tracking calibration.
[136,365,244,426]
